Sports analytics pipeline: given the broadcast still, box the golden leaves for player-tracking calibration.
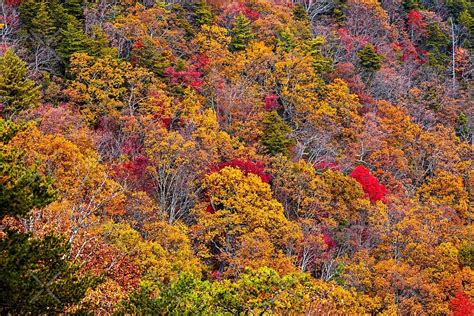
[193,166,302,275]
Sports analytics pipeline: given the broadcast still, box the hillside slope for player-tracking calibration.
[0,0,473,314]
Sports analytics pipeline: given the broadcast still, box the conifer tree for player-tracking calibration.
[195,1,214,26]
[261,111,293,156]
[0,149,56,218]
[293,4,309,21]
[0,118,55,219]
[30,0,57,40]
[0,121,97,314]
[403,0,422,11]
[277,29,296,52]
[459,10,473,47]
[62,0,83,20]
[0,232,97,314]
[0,49,40,118]
[459,242,474,269]
[229,13,254,52]
[309,36,332,74]
[57,22,94,64]
[18,0,39,32]
[49,0,71,31]
[357,44,383,73]
[425,23,450,67]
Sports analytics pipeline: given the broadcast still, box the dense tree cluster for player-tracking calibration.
[0,0,472,314]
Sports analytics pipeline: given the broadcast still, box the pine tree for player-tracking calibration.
[131,37,171,77]
[62,0,83,20]
[277,28,296,52]
[49,0,72,31]
[459,10,474,45]
[57,22,93,64]
[0,49,40,118]
[445,0,472,18]
[0,149,56,218]
[425,23,449,68]
[30,0,57,40]
[0,117,55,220]
[426,23,450,51]
[229,13,254,52]
[293,4,309,22]
[0,119,27,143]
[309,36,332,74]
[403,0,422,11]
[0,232,98,314]
[455,112,473,143]
[18,0,40,32]
[261,111,293,156]
[357,44,383,73]
[0,122,97,314]
[195,1,214,26]
[459,242,474,269]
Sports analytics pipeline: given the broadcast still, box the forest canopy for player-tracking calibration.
[0,0,472,314]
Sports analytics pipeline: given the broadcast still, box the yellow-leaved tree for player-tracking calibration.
[192,166,302,276]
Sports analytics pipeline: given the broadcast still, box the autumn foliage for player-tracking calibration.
[450,292,474,316]
[0,0,472,314]
[350,165,387,202]
[210,159,272,183]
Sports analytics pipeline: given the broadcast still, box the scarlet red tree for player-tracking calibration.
[210,159,272,183]
[449,291,474,316]
[350,165,387,202]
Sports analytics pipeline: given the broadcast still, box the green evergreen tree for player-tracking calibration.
[18,0,40,33]
[445,0,473,18]
[131,37,171,77]
[20,0,77,53]
[332,6,346,24]
[61,0,83,20]
[425,23,449,68]
[455,112,473,143]
[261,111,293,156]
[195,1,214,26]
[49,0,72,32]
[403,0,422,11]
[308,36,332,74]
[0,49,40,118]
[0,121,98,314]
[171,3,195,37]
[229,13,254,52]
[0,231,98,314]
[57,22,94,64]
[426,23,450,50]
[459,242,474,269]
[277,29,296,52]
[357,44,383,73]
[0,120,28,144]
[459,10,474,47]
[31,0,57,40]
[330,0,347,23]
[0,149,56,218]
[293,4,309,22]
[459,10,474,32]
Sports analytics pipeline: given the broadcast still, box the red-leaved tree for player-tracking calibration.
[210,159,272,183]
[314,161,340,171]
[350,165,387,202]
[407,10,427,40]
[114,155,150,192]
[5,0,22,6]
[449,291,474,316]
[264,94,279,111]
